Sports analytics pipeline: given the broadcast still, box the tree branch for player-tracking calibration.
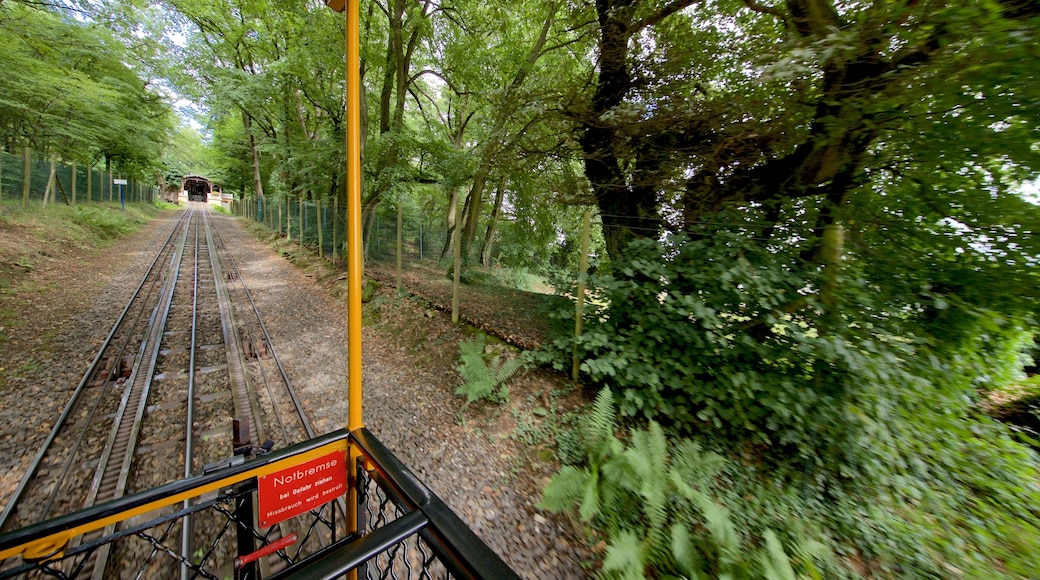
[742,0,786,20]
[632,0,702,33]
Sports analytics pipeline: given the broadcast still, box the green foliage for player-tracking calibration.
[563,231,850,458]
[70,206,136,239]
[454,333,523,404]
[543,388,1040,578]
[533,225,1040,576]
[556,229,1037,473]
[540,389,830,579]
[0,2,173,174]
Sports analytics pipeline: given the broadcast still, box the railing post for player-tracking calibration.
[353,459,368,579]
[233,419,257,580]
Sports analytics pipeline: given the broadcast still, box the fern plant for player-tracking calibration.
[539,388,829,579]
[455,334,524,404]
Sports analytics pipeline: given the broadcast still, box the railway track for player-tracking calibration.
[0,204,327,578]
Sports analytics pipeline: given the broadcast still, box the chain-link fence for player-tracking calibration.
[233,197,451,266]
[0,148,157,207]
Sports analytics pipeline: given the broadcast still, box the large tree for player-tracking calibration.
[575,0,1040,264]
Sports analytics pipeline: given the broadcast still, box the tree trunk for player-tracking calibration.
[243,111,265,203]
[362,0,430,253]
[71,160,76,204]
[460,161,490,261]
[460,5,558,259]
[479,177,507,267]
[580,2,652,260]
[440,187,459,260]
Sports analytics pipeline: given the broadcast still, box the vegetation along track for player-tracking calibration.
[0,204,328,578]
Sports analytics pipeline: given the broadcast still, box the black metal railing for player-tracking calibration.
[0,429,519,580]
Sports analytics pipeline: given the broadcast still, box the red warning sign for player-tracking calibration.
[257,450,347,527]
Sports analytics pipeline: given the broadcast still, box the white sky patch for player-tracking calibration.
[174,98,205,132]
[168,30,188,48]
[1014,177,1040,205]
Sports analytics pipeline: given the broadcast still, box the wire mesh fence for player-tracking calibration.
[0,148,157,207]
[232,197,451,266]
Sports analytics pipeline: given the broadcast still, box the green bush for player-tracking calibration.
[70,206,136,239]
[542,389,1040,578]
[559,232,862,461]
[540,389,832,579]
[535,229,1040,577]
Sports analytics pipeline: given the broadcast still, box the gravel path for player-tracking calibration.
[0,208,590,577]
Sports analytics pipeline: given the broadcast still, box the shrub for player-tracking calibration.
[454,333,523,404]
[541,389,1040,578]
[535,228,1040,577]
[539,389,832,579]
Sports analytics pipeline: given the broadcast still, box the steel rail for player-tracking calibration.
[0,209,191,532]
[202,208,265,446]
[209,217,316,440]
[209,222,293,444]
[180,205,202,580]
[83,204,194,580]
[207,210,345,574]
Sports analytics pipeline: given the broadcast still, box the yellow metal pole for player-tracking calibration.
[344,0,363,432]
[325,0,361,555]
[344,1,363,562]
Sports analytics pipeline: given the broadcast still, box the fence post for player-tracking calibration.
[573,208,592,381]
[317,197,324,258]
[452,199,462,323]
[396,198,403,294]
[332,195,338,265]
[22,147,30,210]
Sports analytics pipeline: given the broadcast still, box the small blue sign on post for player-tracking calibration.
[114,178,127,212]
